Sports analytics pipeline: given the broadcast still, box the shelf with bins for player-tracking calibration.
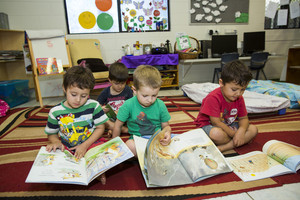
[122,54,179,89]
[127,64,179,89]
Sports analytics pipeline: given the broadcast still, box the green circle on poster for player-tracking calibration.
[97,13,113,30]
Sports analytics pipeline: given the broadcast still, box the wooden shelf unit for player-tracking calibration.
[286,47,300,85]
[122,54,179,89]
[0,29,33,87]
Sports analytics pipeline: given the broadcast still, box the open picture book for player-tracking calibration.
[134,128,232,187]
[26,137,134,185]
[226,140,300,182]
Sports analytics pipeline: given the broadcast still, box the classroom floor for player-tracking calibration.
[14,88,300,200]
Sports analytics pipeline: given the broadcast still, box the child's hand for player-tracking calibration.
[46,141,64,152]
[233,130,245,147]
[69,144,88,159]
[160,130,171,146]
[102,106,109,113]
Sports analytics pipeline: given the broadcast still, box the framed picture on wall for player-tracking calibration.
[64,0,170,34]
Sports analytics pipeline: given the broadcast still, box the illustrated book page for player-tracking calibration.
[227,140,300,182]
[105,104,117,121]
[262,140,300,172]
[135,128,232,187]
[26,137,133,185]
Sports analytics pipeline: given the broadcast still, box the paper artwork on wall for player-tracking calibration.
[190,0,249,24]
[65,0,119,34]
[120,0,170,32]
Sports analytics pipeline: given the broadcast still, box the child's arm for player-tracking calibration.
[46,134,64,152]
[233,116,249,147]
[112,119,124,138]
[209,116,236,137]
[160,122,171,146]
[69,123,106,159]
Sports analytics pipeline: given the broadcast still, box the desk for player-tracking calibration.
[179,57,251,82]
[179,55,284,84]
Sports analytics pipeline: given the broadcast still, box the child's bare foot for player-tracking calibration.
[107,130,112,138]
[121,126,128,133]
[97,173,106,185]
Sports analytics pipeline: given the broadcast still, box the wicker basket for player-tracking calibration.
[174,36,201,59]
[162,77,175,86]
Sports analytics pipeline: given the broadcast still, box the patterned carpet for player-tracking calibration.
[0,96,299,200]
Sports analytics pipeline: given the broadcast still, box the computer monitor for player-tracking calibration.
[243,31,265,55]
[211,35,238,58]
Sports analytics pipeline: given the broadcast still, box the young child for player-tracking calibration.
[45,65,108,184]
[97,62,133,133]
[194,60,258,152]
[112,65,171,156]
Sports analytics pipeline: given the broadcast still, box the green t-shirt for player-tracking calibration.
[117,96,171,137]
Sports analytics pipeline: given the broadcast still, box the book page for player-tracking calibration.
[227,151,293,182]
[262,140,300,172]
[25,146,88,185]
[143,128,231,187]
[174,129,232,182]
[84,137,134,183]
[134,135,153,187]
[145,129,193,187]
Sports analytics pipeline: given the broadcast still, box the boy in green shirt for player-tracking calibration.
[112,65,171,156]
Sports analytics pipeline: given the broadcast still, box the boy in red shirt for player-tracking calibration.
[194,60,258,152]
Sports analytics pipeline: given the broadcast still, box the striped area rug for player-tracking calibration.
[0,96,299,200]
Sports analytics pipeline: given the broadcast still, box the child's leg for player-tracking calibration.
[105,120,128,134]
[243,124,258,143]
[126,139,137,156]
[216,124,258,152]
[209,127,232,145]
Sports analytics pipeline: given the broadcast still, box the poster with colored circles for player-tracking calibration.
[65,0,119,34]
[64,0,170,34]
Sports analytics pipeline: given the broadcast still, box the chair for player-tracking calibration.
[212,52,239,83]
[249,52,269,80]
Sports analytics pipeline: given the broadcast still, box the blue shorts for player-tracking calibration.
[202,122,239,136]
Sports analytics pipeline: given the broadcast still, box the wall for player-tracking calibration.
[1,0,300,86]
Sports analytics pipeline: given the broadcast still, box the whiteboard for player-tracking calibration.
[30,36,70,67]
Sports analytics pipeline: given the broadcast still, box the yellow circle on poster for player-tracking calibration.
[78,11,96,29]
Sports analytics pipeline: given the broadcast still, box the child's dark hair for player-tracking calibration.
[63,65,95,90]
[108,62,129,82]
[221,60,252,87]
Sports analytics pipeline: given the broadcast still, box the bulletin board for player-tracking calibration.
[264,0,300,29]
[190,0,249,24]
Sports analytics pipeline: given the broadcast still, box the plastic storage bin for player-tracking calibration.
[0,80,29,108]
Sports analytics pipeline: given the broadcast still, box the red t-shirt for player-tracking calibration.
[194,87,247,127]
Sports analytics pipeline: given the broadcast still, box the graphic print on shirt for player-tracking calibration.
[57,113,92,146]
[107,99,125,111]
[135,112,156,136]
[221,108,237,125]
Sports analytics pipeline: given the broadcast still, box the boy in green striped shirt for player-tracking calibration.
[44,65,108,184]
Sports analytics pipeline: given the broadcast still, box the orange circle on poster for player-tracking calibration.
[78,11,96,29]
[95,0,112,12]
